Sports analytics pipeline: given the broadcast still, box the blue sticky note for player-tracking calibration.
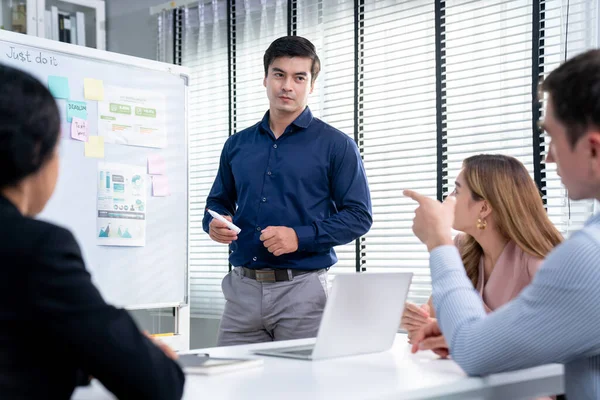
[66,101,87,122]
[48,76,70,99]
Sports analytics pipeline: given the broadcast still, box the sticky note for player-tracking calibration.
[151,332,174,337]
[85,136,104,158]
[66,100,87,122]
[71,117,88,142]
[147,154,166,175]
[152,175,170,197]
[84,78,104,100]
[48,76,70,99]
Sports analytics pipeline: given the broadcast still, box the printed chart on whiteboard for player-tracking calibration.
[97,162,147,247]
[98,85,167,148]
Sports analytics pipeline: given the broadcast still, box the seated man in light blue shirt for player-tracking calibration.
[405,49,600,400]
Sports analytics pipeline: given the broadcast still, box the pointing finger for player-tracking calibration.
[403,189,428,204]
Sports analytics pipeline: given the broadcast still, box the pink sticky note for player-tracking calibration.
[71,117,89,142]
[152,175,170,197]
[148,154,166,175]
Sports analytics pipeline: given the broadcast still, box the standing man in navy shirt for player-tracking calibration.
[203,36,372,346]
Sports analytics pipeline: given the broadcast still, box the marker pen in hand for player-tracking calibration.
[207,209,242,234]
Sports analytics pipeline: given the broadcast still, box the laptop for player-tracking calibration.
[254,272,413,361]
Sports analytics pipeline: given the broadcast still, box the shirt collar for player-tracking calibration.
[0,195,22,218]
[259,106,314,135]
[292,106,313,129]
[585,209,600,227]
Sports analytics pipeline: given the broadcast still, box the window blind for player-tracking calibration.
[181,1,230,317]
[168,0,599,318]
[297,0,358,277]
[362,0,437,304]
[540,0,598,236]
[443,0,535,194]
[157,8,175,65]
[184,0,288,317]
[234,0,287,132]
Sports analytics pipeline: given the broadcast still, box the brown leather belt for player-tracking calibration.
[240,267,315,283]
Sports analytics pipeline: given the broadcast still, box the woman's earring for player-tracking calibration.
[476,218,487,230]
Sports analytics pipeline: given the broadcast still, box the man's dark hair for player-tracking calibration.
[0,64,60,188]
[542,49,600,147]
[263,36,321,83]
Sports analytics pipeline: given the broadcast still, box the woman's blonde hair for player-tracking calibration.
[459,154,563,287]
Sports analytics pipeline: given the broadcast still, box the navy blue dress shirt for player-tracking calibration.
[203,106,372,270]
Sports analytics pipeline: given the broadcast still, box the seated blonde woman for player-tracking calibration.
[401,154,563,348]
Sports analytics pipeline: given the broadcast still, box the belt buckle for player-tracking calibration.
[255,270,276,283]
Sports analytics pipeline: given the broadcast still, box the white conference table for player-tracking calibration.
[73,333,564,400]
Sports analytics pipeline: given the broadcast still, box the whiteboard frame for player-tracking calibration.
[0,30,191,349]
[0,29,187,78]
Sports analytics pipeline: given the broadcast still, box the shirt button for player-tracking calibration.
[252,257,257,262]
[256,226,261,231]
[273,144,278,149]
[262,197,267,202]
[267,171,272,176]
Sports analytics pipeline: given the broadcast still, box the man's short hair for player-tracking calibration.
[263,36,321,83]
[542,49,600,147]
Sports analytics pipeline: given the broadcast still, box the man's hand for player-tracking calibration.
[144,331,179,360]
[401,302,432,342]
[260,226,299,256]
[209,214,238,244]
[410,319,450,359]
[403,190,455,251]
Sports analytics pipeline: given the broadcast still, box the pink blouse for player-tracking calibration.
[471,239,542,313]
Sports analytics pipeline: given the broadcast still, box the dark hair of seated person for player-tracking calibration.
[0,64,60,190]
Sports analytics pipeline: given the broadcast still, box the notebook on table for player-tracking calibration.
[177,354,263,375]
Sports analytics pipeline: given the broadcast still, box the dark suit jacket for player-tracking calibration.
[0,195,185,399]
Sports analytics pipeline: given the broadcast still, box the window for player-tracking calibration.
[362,0,437,303]
[443,0,535,190]
[181,1,230,317]
[297,0,358,277]
[160,0,598,317]
[234,0,288,132]
[540,0,598,235]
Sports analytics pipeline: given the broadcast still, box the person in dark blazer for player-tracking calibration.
[0,65,185,399]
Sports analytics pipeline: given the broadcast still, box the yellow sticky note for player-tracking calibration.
[85,136,104,158]
[151,332,175,337]
[84,78,104,101]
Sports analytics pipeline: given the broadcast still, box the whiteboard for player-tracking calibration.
[0,31,189,309]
